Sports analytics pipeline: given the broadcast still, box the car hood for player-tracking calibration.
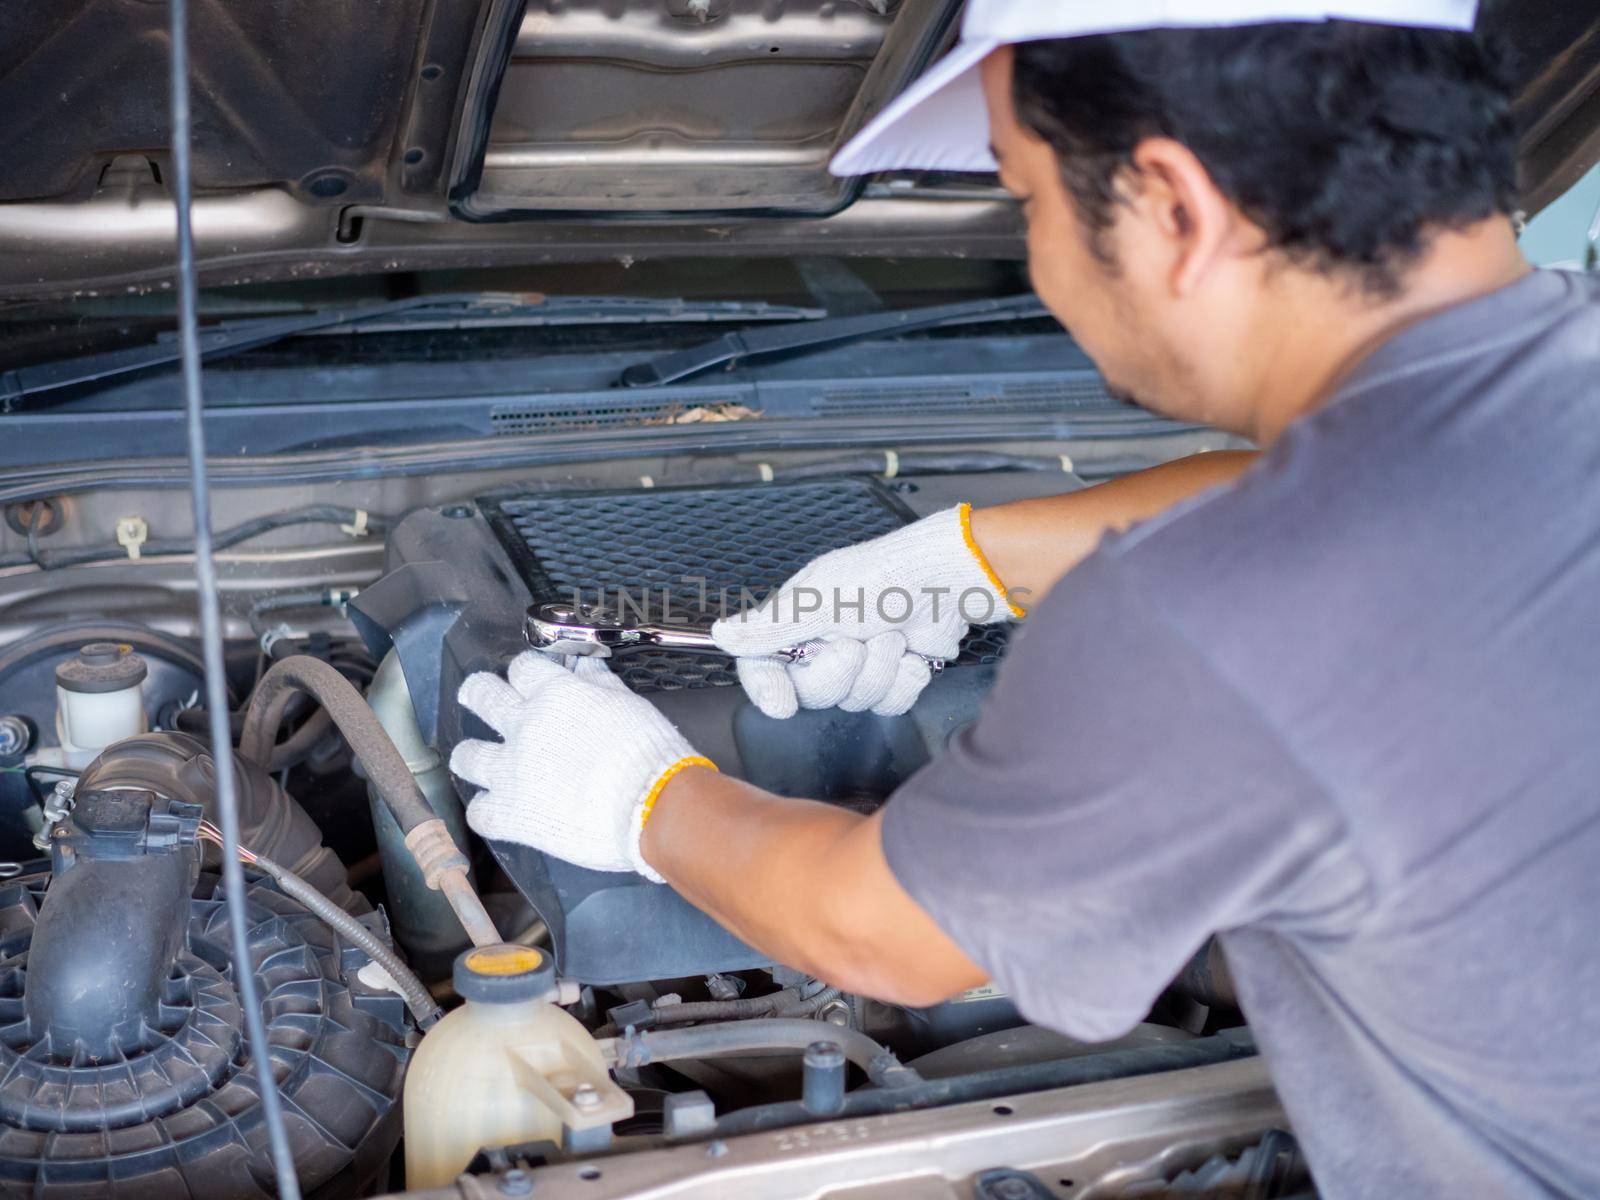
[0,0,1593,299]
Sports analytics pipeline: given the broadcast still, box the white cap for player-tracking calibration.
[830,0,1479,176]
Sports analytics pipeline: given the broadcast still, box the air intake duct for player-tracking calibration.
[22,789,201,1067]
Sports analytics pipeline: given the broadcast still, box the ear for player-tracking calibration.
[1124,137,1241,296]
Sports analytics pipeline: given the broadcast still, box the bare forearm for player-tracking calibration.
[640,766,985,1004]
[973,450,1257,602]
[642,767,860,979]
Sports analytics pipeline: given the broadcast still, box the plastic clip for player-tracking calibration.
[115,516,148,560]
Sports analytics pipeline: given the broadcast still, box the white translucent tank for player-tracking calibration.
[403,944,632,1189]
[53,643,148,769]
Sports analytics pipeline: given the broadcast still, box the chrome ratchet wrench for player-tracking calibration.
[524,602,945,672]
[525,602,812,663]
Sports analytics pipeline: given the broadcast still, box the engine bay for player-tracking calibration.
[0,452,1300,1199]
[0,0,1592,1185]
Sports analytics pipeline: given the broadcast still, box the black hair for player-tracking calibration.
[1012,22,1517,295]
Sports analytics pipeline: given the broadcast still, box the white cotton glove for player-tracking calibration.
[449,651,713,882]
[710,503,1020,719]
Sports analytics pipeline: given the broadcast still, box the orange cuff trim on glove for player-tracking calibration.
[640,756,718,827]
[958,502,1026,619]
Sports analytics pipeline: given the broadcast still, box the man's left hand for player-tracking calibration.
[450,651,714,881]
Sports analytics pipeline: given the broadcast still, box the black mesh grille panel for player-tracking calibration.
[481,478,1011,693]
[958,623,1011,667]
[490,390,757,436]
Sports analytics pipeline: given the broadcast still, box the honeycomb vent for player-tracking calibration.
[481,478,1010,693]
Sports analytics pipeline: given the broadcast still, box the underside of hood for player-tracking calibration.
[462,0,957,218]
[0,0,1594,297]
[2,0,956,217]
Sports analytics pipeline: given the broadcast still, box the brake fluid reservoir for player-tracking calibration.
[54,643,148,768]
[404,944,633,1188]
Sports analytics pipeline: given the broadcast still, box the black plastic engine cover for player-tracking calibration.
[352,478,1004,984]
[0,866,409,1197]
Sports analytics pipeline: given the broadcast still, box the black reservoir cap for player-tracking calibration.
[55,642,148,694]
[454,944,556,1005]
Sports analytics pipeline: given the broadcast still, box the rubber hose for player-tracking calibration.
[252,648,368,770]
[262,710,333,773]
[248,591,337,634]
[251,851,440,1026]
[615,1019,919,1088]
[237,655,435,833]
[646,988,802,1027]
[712,1029,1258,1138]
[176,691,330,770]
[76,733,368,915]
[174,706,246,738]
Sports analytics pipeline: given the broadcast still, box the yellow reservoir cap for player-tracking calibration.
[453,944,556,1004]
[464,946,546,976]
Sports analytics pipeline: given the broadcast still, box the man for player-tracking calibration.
[450,3,1600,1196]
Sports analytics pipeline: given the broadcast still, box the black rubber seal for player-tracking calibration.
[454,943,556,1005]
[54,642,148,695]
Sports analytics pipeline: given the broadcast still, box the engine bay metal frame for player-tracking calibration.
[388,1057,1288,1200]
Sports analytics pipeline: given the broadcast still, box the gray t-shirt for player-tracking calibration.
[883,269,1600,1200]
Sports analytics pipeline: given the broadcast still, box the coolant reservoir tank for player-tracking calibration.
[54,642,147,768]
[404,944,633,1188]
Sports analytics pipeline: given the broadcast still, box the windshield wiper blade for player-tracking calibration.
[617,293,1050,388]
[0,293,823,410]
[292,294,824,335]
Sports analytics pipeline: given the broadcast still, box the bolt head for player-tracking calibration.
[819,1001,850,1027]
[0,716,30,757]
[572,1083,601,1110]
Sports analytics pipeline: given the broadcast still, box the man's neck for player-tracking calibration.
[1249,219,1531,447]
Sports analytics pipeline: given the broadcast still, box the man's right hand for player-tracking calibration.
[711,503,1021,719]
